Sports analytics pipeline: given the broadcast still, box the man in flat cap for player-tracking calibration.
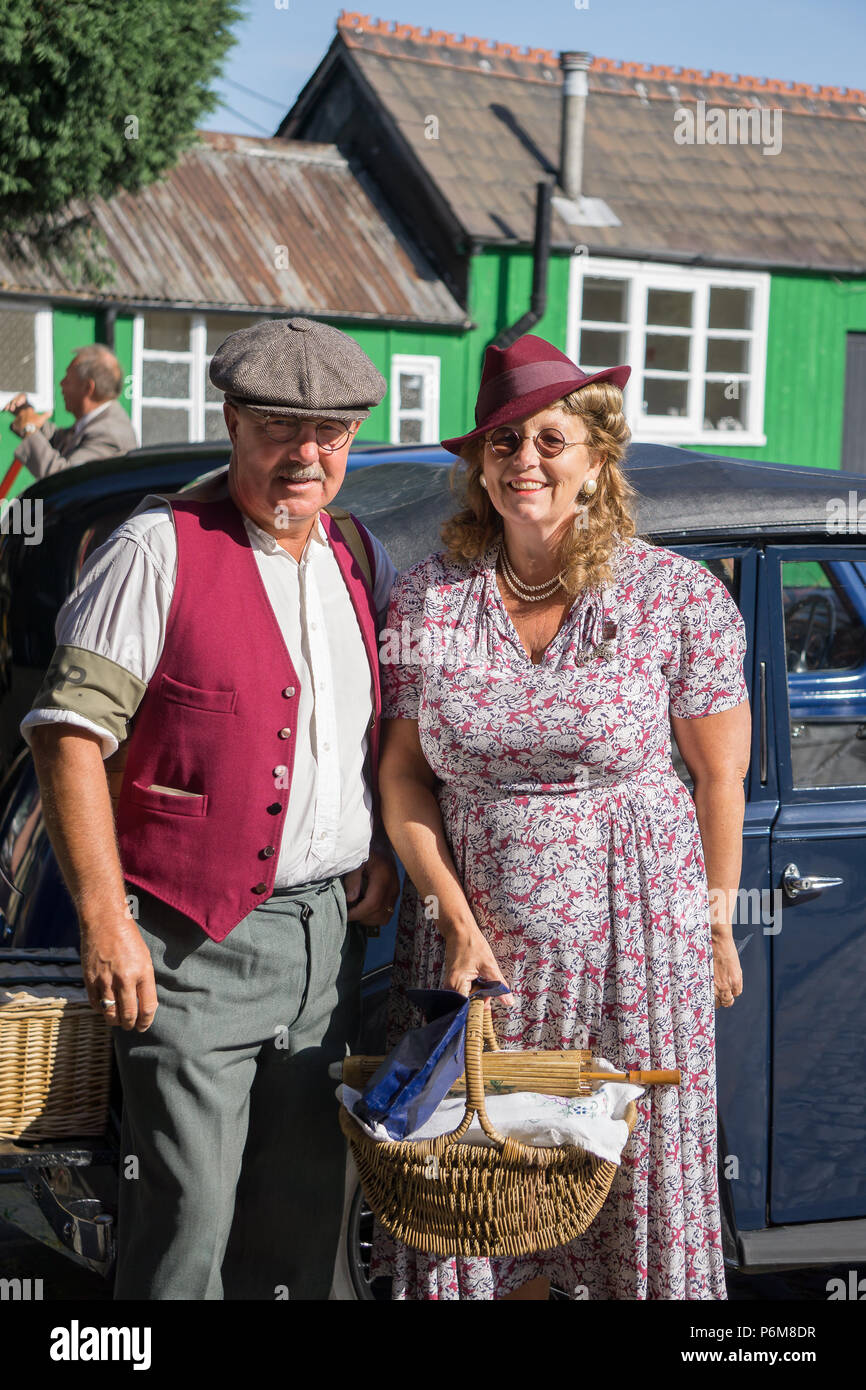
[23,317,400,1299]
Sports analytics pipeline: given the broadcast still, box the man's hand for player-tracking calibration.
[4,394,29,413]
[80,915,159,1031]
[342,846,399,927]
[8,404,51,437]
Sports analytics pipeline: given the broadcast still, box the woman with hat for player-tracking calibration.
[371,333,751,1300]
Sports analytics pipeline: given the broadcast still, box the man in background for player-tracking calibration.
[3,344,137,478]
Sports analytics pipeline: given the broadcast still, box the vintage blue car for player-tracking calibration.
[0,438,864,1298]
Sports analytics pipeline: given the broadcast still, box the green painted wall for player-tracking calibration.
[0,255,564,487]
[0,307,135,498]
[698,273,866,470]
[350,248,571,445]
[462,253,866,473]
[12,253,859,486]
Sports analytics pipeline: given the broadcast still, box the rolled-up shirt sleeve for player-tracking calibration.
[20,506,176,758]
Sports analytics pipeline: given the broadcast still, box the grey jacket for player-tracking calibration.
[14,399,138,479]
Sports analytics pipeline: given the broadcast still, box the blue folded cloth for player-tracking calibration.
[352,980,509,1140]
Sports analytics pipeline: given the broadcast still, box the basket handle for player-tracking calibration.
[436,995,507,1149]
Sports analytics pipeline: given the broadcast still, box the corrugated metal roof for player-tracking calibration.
[323,13,866,272]
[0,131,468,325]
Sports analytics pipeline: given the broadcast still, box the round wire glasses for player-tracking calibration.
[486,426,587,459]
[256,416,352,451]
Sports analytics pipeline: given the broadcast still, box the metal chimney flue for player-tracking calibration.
[559,51,592,203]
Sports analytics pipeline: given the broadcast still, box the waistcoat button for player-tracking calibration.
[260,846,275,858]
[273,765,288,777]
[282,686,296,698]
[266,802,282,815]
[252,882,268,894]
[278,728,291,739]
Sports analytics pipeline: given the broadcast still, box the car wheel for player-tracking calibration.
[345,1181,393,1301]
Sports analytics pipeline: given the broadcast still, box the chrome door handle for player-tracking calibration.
[782,862,844,899]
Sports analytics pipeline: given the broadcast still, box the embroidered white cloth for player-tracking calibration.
[340,1057,644,1165]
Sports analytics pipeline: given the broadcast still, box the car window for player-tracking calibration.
[782,558,866,787]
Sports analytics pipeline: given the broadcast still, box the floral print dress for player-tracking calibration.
[370,535,749,1300]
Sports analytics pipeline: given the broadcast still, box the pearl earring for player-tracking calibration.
[581,478,598,497]
[479,475,488,490]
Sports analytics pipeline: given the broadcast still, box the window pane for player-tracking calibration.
[783,559,866,788]
[205,370,224,404]
[706,337,750,374]
[399,373,424,411]
[206,314,262,355]
[142,359,190,399]
[204,409,229,441]
[581,277,627,323]
[579,329,626,367]
[709,287,752,331]
[703,380,749,430]
[143,313,192,352]
[0,311,37,392]
[399,417,422,444]
[643,377,689,417]
[646,288,693,328]
[645,333,690,372]
[140,406,191,445]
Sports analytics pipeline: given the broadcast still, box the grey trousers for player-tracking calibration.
[111,877,364,1300]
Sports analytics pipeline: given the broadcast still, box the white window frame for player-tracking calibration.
[0,302,54,414]
[132,313,249,444]
[390,354,440,444]
[566,256,769,448]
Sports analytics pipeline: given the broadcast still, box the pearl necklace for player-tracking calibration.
[498,544,564,602]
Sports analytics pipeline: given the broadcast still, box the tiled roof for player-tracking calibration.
[0,130,468,325]
[325,11,866,270]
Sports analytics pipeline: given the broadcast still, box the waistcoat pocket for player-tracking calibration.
[160,672,238,713]
[131,780,209,816]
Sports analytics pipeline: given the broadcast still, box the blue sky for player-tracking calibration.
[203,0,866,136]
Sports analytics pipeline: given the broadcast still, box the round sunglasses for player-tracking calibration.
[486,426,588,459]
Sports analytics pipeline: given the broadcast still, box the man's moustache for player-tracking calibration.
[274,468,325,482]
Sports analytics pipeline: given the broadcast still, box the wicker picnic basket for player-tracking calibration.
[0,982,113,1141]
[339,996,638,1258]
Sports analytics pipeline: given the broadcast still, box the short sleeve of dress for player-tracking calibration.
[380,560,428,720]
[667,561,749,719]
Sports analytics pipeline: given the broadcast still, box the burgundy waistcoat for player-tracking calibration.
[114,496,380,942]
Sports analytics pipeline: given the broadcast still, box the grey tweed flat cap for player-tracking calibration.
[209,316,387,422]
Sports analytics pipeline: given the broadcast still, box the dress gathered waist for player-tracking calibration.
[438,759,683,802]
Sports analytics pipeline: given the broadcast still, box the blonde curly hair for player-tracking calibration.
[441,381,640,597]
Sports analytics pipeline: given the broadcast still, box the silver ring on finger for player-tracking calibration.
[99,997,117,1010]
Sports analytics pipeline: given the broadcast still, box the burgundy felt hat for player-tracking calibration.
[441,334,631,455]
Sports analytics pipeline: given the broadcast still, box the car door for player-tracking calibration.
[765,543,866,1223]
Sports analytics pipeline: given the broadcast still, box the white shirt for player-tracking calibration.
[21,498,397,887]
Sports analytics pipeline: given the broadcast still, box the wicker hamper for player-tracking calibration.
[0,964,113,1141]
[339,995,638,1258]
